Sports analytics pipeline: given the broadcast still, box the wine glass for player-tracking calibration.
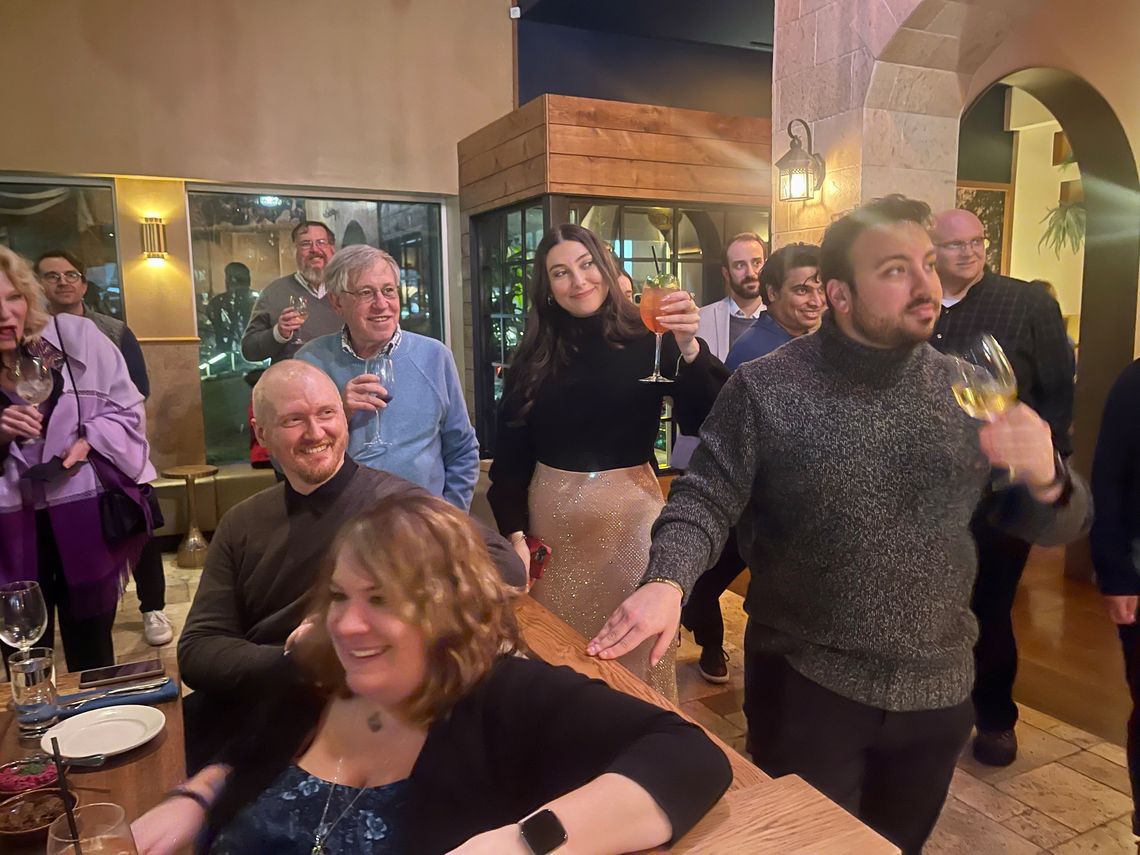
[47,803,139,855]
[363,353,395,449]
[12,356,53,443]
[951,333,1019,482]
[289,294,310,344]
[0,580,48,654]
[637,273,680,383]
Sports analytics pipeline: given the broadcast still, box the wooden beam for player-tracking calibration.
[549,153,770,200]
[547,95,771,144]
[458,95,546,164]
[548,182,767,207]
[549,124,770,171]
[460,154,546,211]
[459,124,547,187]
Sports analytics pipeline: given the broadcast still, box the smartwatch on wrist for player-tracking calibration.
[519,809,567,855]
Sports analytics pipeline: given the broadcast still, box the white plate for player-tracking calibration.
[41,705,166,759]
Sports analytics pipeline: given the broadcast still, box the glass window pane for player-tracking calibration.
[579,204,618,248]
[621,207,674,262]
[0,180,122,319]
[506,210,523,264]
[676,212,703,260]
[525,205,544,258]
[677,261,708,297]
[189,191,444,464]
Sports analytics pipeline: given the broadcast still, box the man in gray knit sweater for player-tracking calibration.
[589,196,1091,855]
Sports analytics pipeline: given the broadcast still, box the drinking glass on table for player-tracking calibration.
[636,273,680,383]
[9,646,57,739]
[363,352,395,449]
[47,803,139,855]
[0,580,48,653]
[11,356,53,443]
[951,333,1019,482]
[289,294,310,344]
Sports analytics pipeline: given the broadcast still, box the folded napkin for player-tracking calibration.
[57,678,179,718]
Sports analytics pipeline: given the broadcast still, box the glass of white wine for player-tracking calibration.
[289,294,310,344]
[951,333,1018,482]
[12,356,53,443]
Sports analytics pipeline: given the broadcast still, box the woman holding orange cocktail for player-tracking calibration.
[487,224,726,699]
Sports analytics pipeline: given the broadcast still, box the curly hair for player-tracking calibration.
[295,494,522,727]
[0,245,50,343]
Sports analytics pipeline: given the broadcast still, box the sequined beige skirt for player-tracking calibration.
[528,461,677,702]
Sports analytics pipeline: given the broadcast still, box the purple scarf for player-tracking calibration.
[0,314,157,617]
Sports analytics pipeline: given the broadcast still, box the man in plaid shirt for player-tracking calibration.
[929,209,1075,767]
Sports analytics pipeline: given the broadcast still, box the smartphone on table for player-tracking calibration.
[77,656,165,689]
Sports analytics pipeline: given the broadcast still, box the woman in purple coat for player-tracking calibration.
[0,246,156,670]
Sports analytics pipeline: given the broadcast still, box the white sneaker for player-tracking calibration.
[142,610,174,646]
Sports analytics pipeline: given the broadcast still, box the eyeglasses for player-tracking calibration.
[296,239,332,251]
[344,286,399,303]
[40,271,83,285]
[936,237,990,254]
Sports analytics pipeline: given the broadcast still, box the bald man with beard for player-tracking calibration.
[178,361,526,771]
[928,209,1075,767]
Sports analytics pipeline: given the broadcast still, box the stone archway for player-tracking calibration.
[772,0,1046,245]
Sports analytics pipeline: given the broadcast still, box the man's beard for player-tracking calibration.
[850,298,935,349]
[300,257,326,286]
[729,276,760,301]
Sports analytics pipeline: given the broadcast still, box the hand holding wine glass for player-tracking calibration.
[951,333,1019,483]
[7,356,53,444]
[363,353,395,448]
[637,273,680,383]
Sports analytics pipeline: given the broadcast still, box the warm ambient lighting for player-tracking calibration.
[141,216,168,259]
[775,118,827,202]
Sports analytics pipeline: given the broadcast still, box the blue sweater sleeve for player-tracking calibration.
[1091,359,1140,595]
[437,346,479,511]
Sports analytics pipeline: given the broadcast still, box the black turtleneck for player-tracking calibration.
[642,314,1090,712]
[487,317,727,535]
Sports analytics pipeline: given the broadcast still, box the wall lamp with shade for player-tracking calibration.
[775,119,827,202]
[140,216,168,261]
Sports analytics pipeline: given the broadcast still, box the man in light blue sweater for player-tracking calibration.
[296,245,479,510]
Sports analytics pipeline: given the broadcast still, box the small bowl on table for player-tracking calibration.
[0,786,80,846]
[0,756,60,796]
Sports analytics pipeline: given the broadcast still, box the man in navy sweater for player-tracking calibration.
[1091,357,1140,835]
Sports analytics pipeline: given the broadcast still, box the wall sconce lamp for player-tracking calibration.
[141,216,168,259]
[775,119,827,202]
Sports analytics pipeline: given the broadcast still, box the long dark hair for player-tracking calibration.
[502,224,644,420]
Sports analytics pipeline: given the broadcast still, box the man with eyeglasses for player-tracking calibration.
[33,250,175,647]
[240,221,343,363]
[929,208,1076,767]
[296,245,479,511]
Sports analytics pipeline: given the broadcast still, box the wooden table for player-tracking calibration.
[0,650,185,851]
[513,596,899,854]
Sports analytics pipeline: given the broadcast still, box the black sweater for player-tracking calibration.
[645,315,1091,712]
[1091,358,1140,595]
[178,459,526,698]
[203,656,732,853]
[487,316,727,535]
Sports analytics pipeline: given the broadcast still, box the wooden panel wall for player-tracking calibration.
[457,94,773,216]
[458,96,548,216]
[545,95,771,206]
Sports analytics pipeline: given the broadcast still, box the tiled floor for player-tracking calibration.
[110,556,1138,854]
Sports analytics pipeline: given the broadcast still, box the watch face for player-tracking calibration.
[520,809,568,854]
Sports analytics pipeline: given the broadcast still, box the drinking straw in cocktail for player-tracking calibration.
[650,245,662,276]
[50,737,82,855]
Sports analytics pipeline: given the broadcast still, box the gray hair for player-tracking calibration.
[323,245,401,297]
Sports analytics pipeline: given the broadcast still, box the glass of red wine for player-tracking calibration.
[363,353,394,449]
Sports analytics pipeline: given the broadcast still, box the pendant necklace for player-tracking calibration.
[311,758,367,855]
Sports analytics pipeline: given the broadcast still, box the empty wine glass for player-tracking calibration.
[363,353,395,449]
[289,294,310,344]
[0,580,48,653]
